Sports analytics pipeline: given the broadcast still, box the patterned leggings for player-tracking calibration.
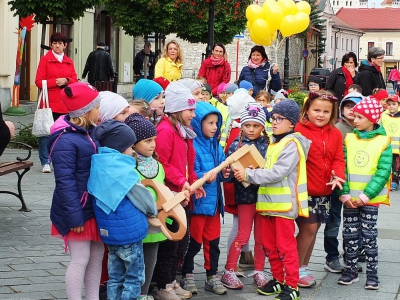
[342,206,379,275]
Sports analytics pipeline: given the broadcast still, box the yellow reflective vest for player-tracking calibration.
[345,134,391,205]
[256,135,309,218]
[265,107,273,139]
[381,113,400,154]
[209,98,229,147]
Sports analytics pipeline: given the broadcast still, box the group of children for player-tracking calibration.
[47,71,397,300]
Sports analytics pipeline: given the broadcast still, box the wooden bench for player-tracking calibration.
[0,142,33,212]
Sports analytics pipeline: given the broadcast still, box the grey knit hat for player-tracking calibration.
[226,83,238,94]
[240,102,266,126]
[274,89,289,101]
[178,78,204,93]
[164,82,196,113]
[271,100,300,126]
[94,120,137,152]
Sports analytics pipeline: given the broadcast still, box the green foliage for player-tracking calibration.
[288,84,307,108]
[11,123,39,149]
[307,0,326,67]
[8,0,99,23]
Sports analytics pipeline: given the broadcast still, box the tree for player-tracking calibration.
[307,0,326,67]
[103,0,252,45]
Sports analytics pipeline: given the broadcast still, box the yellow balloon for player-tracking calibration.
[246,4,264,23]
[247,20,253,32]
[280,15,298,37]
[264,4,284,32]
[252,18,271,41]
[270,30,278,42]
[296,1,311,15]
[262,0,277,11]
[277,0,298,16]
[250,29,271,46]
[295,12,310,33]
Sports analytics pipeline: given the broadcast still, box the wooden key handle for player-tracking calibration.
[142,179,187,241]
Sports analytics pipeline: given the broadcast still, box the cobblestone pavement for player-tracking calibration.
[1,112,399,299]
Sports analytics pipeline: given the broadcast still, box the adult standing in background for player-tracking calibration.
[356,47,386,96]
[325,52,358,101]
[387,65,399,91]
[82,41,114,87]
[198,43,231,96]
[238,45,281,97]
[155,40,184,82]
[134,41,155,81]
[35,32,78,173]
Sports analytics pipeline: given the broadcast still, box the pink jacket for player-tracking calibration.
[35,51,78,113]
[388,68,400,82]
[155,115,198,192]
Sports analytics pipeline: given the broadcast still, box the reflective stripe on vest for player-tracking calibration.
[345,134,391,205]
[256,135,309,217]
[381,113,400,154]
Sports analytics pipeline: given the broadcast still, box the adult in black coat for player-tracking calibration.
[325,52,358,101]
[82,42,114,87]
[0,103,15,155]
[355,47,386,96]
[134,41,155,81]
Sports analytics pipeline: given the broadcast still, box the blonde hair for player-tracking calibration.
[255,90,271,104]
[129,100,153,119]
[70,109,98,129]
[162,40,184,64]
[195,76,207,84]
[300,91,338,126]
[165,111,185,134]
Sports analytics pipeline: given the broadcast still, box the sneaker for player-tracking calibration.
[324,259,344,273]
[172,280,192,299]
[221,269,244,289]
[257,278,284,296]
[235,265,245,277]
[391,182,398,191]
[275,285,300,300]
[298,266,316,288]
[365,275,379,290]
[358,248,366,262]
[180,274,197,294]
[338,269,359,285]
[155,285,181,300]
[248,270,268,288]
[205,275,227,295]
[42,164,51,173]
[239,251,254,268]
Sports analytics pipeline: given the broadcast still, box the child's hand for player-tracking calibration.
[206,171,217,183]
[71,226,84,233]
[343,200,356,209]
[326,170,345,190]
[353,198,365,208]
[222,167,231,178]
[192,186,206,199]
[233,167,246,182]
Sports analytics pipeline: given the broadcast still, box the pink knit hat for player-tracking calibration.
[353,96,383,124]
[217,83,228,95]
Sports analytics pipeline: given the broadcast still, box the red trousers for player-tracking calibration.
[226,204,265,271]
[261,216,299,288]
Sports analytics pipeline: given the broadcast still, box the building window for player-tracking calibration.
[342,38,344,50]
[346,39,349,50]
[346,1,348,5]
[336,37,339,49]
[331,36,334,49]
[368,42,374,50]
[386,42,393,55]
[350,1,352,5]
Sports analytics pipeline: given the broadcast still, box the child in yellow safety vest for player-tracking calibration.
[232,100,311,300]
[380,94,400,191]
[338,96,392,290]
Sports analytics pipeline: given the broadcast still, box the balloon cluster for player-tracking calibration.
[246,0,311,45]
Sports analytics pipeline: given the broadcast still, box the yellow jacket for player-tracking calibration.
[155,57,183,82]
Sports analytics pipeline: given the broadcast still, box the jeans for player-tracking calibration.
[107,242,145,300]
[38,136,50,165]
[324,192,342,261]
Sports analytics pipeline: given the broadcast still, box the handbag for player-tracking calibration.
[32,80,54,137]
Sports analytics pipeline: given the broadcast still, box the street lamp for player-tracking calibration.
[283,38,290,90]
[205,0,215,58]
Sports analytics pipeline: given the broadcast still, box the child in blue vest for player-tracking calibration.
[338,97,392,290]
[88,120,157,300]
[233,100,310,300]
[180,102,230,295]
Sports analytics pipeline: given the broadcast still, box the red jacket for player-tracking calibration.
[295,121,345,197]
[155,115,197,192]
[198,57,231,96]
[35,51,78,113]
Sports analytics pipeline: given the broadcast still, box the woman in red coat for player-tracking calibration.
[198,43,231,96]
[35,32,78,173]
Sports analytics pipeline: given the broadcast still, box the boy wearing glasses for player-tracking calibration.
[324,92,364,274]
[233,100,310,300]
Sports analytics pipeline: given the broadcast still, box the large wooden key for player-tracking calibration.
[162,144,265,213]
[142,179,187,241]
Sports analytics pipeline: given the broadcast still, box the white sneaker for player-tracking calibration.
[42,164,51,173]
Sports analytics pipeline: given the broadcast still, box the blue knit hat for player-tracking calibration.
[239,80,253,91]
[271,100,300,126]
[94,120,136,152]
[133,79,163,103]
[226,83,238,94]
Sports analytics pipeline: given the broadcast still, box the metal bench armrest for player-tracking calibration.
[8,142,33,162]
